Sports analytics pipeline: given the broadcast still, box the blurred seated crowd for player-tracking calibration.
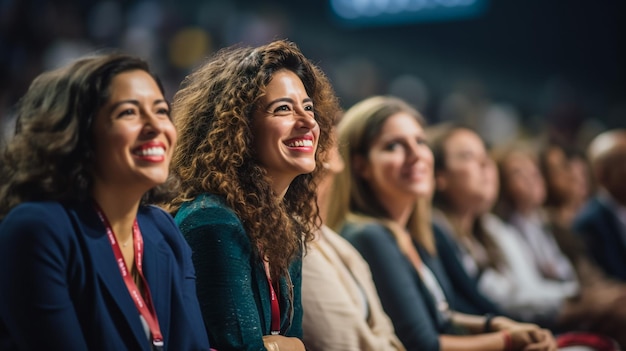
[1,2,626,351]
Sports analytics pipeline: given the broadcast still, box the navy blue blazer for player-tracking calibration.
[573,196,626,282]
[342,221,457,351]
[432,223,504,316]
[0,201,210,351]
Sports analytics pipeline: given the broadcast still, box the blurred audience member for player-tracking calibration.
[573,129,626,282]
[301,113,406,351]
[329,96,556,351]
[430,124,626,348]
[539,143,592,229]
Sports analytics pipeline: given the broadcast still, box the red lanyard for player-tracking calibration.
[94,204,164,349]
[264,262,281,335]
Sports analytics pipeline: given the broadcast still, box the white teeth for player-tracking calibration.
[137,147,165,156]
[288,139,313,147]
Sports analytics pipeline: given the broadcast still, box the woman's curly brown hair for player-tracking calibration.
[0,53,176,219]
[167,40,340,279]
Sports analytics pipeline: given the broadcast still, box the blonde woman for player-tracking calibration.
[328,96,555,351]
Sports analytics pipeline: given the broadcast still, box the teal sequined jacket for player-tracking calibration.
[174,193,303,351]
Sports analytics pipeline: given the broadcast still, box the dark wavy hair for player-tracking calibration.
[168,40,340,279]
[0,53,175,219]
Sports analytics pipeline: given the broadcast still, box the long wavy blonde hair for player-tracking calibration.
[327,95,435,255]
[167,40,339,279]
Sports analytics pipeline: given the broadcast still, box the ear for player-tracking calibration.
[352,154,370,180]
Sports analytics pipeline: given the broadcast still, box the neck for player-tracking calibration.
[268,175,294,201]
[515,203,537,217]
[444,205,475,237]
[379,195,416,228]
[515,205,540,219]
[547,205,573,227]
[92,185,142,244]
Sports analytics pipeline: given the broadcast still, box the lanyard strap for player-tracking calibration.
[264,261,281,335]
[94,204,164,349]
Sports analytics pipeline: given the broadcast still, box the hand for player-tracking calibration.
[521,329,557,351]
[507,326,557,351]
[490,316,536,332]
[262,335,306,351]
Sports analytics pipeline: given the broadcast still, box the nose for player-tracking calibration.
[295,107,317,130]
[404,143,422,165]
[141,110,165,137]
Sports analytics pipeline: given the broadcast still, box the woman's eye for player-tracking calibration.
[118,109,136,118]
[384,142,399,151]
[274,105,291,113]
[157,107,171,116]
[304,105,314,111]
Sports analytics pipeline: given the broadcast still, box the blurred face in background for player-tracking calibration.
[600,139,626,206]
[479,154,500,214]
[568,155,591,208]
[356,112,433,205]
[435,129,493,212]
[500,151,546,214]
[543,145,576,206]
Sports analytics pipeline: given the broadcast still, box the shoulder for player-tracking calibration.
[341,221,397,254]
[138,205,185,243]
[174,193,251,253]
[2,201,68,222]
[0,201,75,253]
[1,201,71,235]
[175,193,243,233]
[574,196,608,226]
[342,221,390,241]
[322,226,362,255]
[140,204,176,227]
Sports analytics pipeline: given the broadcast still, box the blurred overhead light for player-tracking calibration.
[330,0,489,25]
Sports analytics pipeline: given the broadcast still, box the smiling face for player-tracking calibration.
[91,69,176,196]
[358,112,433,204]
[252,69,319,194]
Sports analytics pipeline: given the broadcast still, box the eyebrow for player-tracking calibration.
[264,97,313,110]
[109,99,168,111]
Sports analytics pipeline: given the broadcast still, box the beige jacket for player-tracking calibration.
[302,225,405,351]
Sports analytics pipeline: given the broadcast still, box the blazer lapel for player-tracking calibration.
[137,214,172,343]
[74,205,151,349]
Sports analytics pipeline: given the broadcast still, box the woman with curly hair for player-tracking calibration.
[0,53,210,350]
[168,40,339,351]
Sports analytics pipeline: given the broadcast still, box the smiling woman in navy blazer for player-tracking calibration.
[0,53,210,350]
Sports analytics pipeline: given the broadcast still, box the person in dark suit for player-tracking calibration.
[165,40,339,351]
[0,53,210,350]
[574,129,626,282]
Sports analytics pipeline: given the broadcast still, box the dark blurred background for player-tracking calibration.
[1,0,625,147]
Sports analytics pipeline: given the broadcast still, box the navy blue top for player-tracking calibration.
[0,201,210,351]
[342,221,458,351]
[433,223,504,316]
[573,196,626,282]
